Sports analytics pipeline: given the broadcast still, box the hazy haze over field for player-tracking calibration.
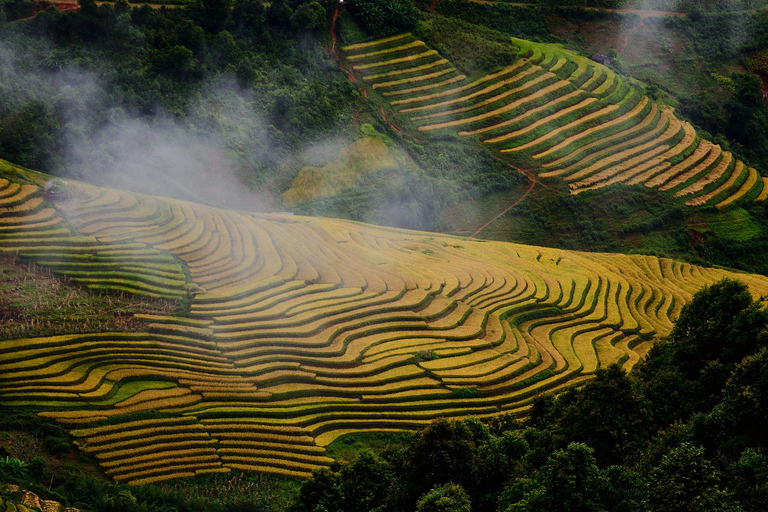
[0,40,275,211]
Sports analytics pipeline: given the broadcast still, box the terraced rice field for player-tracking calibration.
[342,35,766,208]
[1,163,767,485]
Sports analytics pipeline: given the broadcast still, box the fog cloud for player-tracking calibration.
[0,39,275,212]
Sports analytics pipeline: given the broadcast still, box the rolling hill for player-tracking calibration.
[0,160,767,485]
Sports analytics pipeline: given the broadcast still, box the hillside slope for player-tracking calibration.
[342,33,767,207]
[0,161,767,485]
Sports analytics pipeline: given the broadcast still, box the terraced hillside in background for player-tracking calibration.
[342,34,768,208]
[1,161,767,486]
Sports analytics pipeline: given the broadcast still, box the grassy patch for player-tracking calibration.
[156,471,301,512]
[325,431,414,462]
[417,15,520,77]
[0,254,176,340]
[687,207,762,242]
[89,381,178,406]
[282,136,400,206]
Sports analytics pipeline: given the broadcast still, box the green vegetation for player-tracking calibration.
[0,254,175,340]
[325,431,414,461]
[346,0,419,36]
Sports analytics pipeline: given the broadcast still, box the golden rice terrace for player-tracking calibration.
[342,34,768,207]
[1,162,767,486]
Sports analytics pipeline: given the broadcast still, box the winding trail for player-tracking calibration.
[379,106,404,134]
[331,6,340,52]
[470,175,535,238]
[620,17,644,56]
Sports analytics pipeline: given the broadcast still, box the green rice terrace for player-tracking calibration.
[0,161,767,486]
[341,34,768,208]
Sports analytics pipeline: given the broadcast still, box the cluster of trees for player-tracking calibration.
[289,279,768,512]
[432,0,551,41]
[662,10,768,172]
[346,0,419,36]
[0,0,358,187]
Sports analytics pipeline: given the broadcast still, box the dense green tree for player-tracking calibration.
[339,451,392,512]
[288,468,343,512]
[649,444,743,512]
[231,0,265,33]
[730,449,768,512]
[395,419,478,510]
[528,365,652,466]
[0,102,60,171]
[638,279,768,427]
[416,484,472,512]
[703,347,768,456]
[266,0,292,28]
[346,0,418,36]
[193,0,233,32]
[500,443,648,512]
[289,1,324,31]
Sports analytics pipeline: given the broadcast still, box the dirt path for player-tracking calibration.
[330,5,340,52]
[470,175,535,238]
[619,17,643,56]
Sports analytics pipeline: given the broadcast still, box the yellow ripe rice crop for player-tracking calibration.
[657,142,720,191]
[129,472,197,486]
[421,81,576,133]
[487,97,598,144]
[540,103,660,173]
[574,121,696,193]
[757,178,768,201]
[346,41,426,61]
[391,61,533,106]
[410,69,551,121]
[0,207,57,224]
[534,97,649,160]
[564,113,675,183]
[341,33,412,52]
[502,103,620,153]
[353,51,438,71]
[0,196,43,215]
[363,59,450,81]
[676,154,735,199]
[0,184,39,205]
[460,86,580,137]
[2,159,768,485]
[635,136,709,188]
[716,167,760,208]
[621,122,698,186]
[347,41,426,61]
[403,65,540,115]
[592,71,617,96]
[580,65,606,91]
[372,68,455,89]
[381,75,467,97]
